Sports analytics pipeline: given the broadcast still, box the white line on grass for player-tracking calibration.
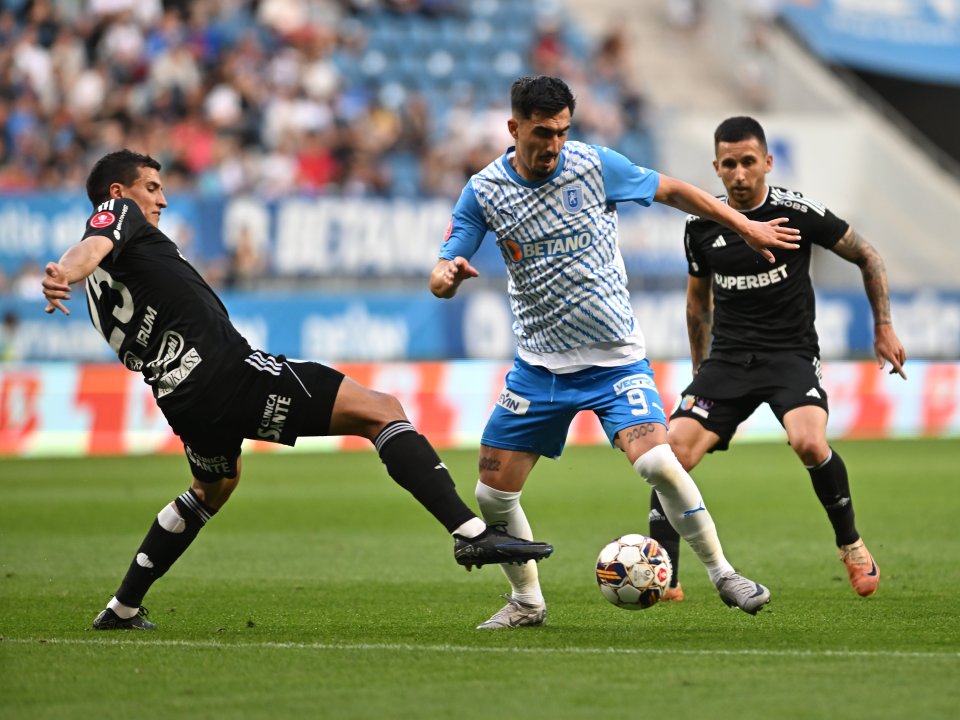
[3,637,958,660]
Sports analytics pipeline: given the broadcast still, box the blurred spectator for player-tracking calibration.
[0,0,652,203]
[11,261,44,299]
[296,128,340,190]
[223,224,267,290]
[0,309,21,362]
[666,0,702,30]
[740,0,779,111]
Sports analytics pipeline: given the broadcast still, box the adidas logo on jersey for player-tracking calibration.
[806,387,821,399]
[712,235,727,248]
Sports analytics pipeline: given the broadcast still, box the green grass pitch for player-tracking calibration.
[2,438,958,719]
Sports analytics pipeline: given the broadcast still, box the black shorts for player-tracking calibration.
[670,351,828,452]
[165,351,345,482]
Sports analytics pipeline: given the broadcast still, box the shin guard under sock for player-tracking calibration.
[375,420,476,533]
[649,488,682,587]
[634,444,734,583]
[807,449,859,547]
[476,481,542,605]
[114,489,216,609]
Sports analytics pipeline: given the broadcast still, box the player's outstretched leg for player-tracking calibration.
[635,444,770,615]
[473,482,547,629]
[92,489,217,630]
[453,521,553,571]
[806,449,879,597]
[374,421,553,570]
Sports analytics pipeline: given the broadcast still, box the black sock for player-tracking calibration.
[807,449,859,547]
[374,420,476,533]
[114,489,217,608]
[649,489,681,587]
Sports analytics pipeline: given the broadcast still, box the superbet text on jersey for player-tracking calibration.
[684,186,848,356]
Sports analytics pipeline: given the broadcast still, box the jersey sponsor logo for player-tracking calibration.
[770,187,826,216]
[561,183,584,213]
[257,393,293,442]
[496,388,530,415]
[504,239,523,262]
[712,235,728,248]
[135,306,158,347]
[115,202,129,232]
[90,211,115,228]
[504,231,594,262]
[148,330,185,374]
[442,217,453,243]
[184,445,232,475]
[156,347,202,397]
[713,264,788,291]
[123,351,143,371]
[613,374,656,395]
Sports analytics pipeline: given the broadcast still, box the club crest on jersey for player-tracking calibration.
[561,184,583,213]
[90,211,115,228]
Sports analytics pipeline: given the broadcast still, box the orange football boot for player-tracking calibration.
[839,539,880,597]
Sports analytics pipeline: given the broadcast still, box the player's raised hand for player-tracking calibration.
[42,262,72,315]
[741,217,801,264]
[448,256,479,282]
[875,323,907,379]
[430,256,479,299]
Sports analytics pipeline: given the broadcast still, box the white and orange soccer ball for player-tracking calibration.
[595,534,672,610]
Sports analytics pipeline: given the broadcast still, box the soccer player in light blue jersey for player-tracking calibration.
[430,76,801,628]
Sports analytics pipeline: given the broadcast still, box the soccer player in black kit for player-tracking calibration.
[648,117,906,601]
[41,150,553,630]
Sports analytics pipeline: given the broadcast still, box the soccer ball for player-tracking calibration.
[595,533,672,610]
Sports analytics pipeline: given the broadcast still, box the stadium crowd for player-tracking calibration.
[0,0,653,202]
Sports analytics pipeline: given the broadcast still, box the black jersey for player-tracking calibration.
[684,186,848,356]
[81,198,251,412]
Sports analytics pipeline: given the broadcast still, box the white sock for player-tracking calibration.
[475,481,544,606]
[451,517,487,538]
[634,444,734,585]
[107,597,139,619]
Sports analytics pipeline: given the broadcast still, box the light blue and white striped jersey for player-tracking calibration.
[440,141,660,372]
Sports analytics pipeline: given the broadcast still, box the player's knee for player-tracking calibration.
[668,441,700,472]
[790,435,829,466]
[359,390,407,437]
[476,480,520,513]
[633,443,686,489]
[191,473,240,510]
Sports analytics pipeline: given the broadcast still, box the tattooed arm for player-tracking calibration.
[830,227,907,379]
[686,274,713,375]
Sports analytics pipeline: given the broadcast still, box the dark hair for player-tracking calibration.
[85,150,162,205]
[510,75,576,119]
[714,116,767,152]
